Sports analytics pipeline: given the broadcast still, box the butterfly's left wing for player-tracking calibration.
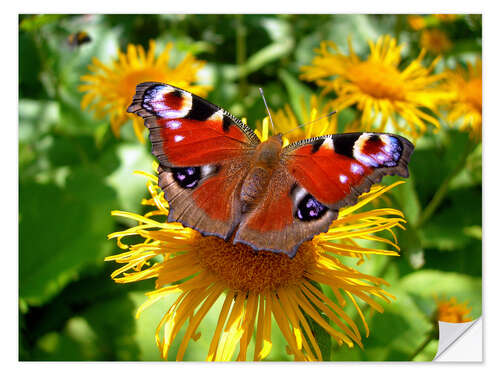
[234,132,414,257]
[127,82,260,241]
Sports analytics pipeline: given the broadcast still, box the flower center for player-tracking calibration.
[421,30,451,54]
[348,61,406,101]
[195,234,318,293]
[463,78,482,113]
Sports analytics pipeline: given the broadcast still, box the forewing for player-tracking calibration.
[284,132,414,209]
[127,82,260,167]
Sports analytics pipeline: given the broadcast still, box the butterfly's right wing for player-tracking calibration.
[283,132,414,210]
[233,132,414,257]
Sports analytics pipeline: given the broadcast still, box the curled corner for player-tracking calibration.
[433,317,483,361]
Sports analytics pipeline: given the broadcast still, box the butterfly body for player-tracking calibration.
[128,82,414,257]
[240,135,282,211]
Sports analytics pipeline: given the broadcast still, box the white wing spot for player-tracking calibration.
[351,163,363,175]
[322,137,334,150]
[207,109,224,122]
[167,120,182,129]
[353,133,379,167]
[292,186,308,208]
[201,164,217,178]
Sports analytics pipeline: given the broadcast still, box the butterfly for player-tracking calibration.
[127,82,414,258]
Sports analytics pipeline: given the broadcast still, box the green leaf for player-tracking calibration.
[399,224,425,269]
[19,168,118,305]
[449,40,483,55]
[423,243,482,278]
[450,142,482,190]
[19,32,43,97]
[232,40,294,81]
[386,175,421,225]
[278,69,313,124]
[367,288,434,360]
[27,293,140,360]
[19,14,66,32]
[420,187,481,251]
[106,143,153,213]
[19,99,60,143]
[31,330,88,360]
[336,107,357,133]
[410,130,471,204]
[82,294,140,360]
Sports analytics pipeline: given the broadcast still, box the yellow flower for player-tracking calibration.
[106,170,404,361]
[79,40,210,142]
[408,15,427,31]
[420,29,452,55]
[442,59,482,139]
[435,297,472,323]
[301,35,449,141]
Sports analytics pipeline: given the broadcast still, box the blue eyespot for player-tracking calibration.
[171,166,201,189]
[296,194,328,222]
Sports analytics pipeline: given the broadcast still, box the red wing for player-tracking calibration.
[233,132,413,257]
[127,82,260,167]
[284,132,414,209]
[157,160,249,240]
[233,166,338,257]
[127,82,260,239]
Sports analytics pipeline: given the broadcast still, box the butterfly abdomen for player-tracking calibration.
[239,136,283,212]
[240,167,271,212]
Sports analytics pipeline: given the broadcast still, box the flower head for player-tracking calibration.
[435,297,472,323]
[79,40,210,142]
[408,15,427,31]
[420,29,452,55]
[301,35,449,141]
[106,163,406,361]
[441,59,482,139]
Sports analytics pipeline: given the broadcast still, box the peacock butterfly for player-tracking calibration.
[127,82,414,257]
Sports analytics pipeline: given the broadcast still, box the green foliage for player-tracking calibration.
[19,14,481,361]
[19,169,118,305]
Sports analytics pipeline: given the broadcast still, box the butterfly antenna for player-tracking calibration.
[259,88,276,134]
[282,110,337,136]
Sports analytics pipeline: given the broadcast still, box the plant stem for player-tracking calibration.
[409,330,436,361]
[415,138,475,229]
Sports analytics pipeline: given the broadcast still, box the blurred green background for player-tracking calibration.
[19,14,481,361]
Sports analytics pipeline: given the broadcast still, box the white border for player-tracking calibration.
[7,2,496,374]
